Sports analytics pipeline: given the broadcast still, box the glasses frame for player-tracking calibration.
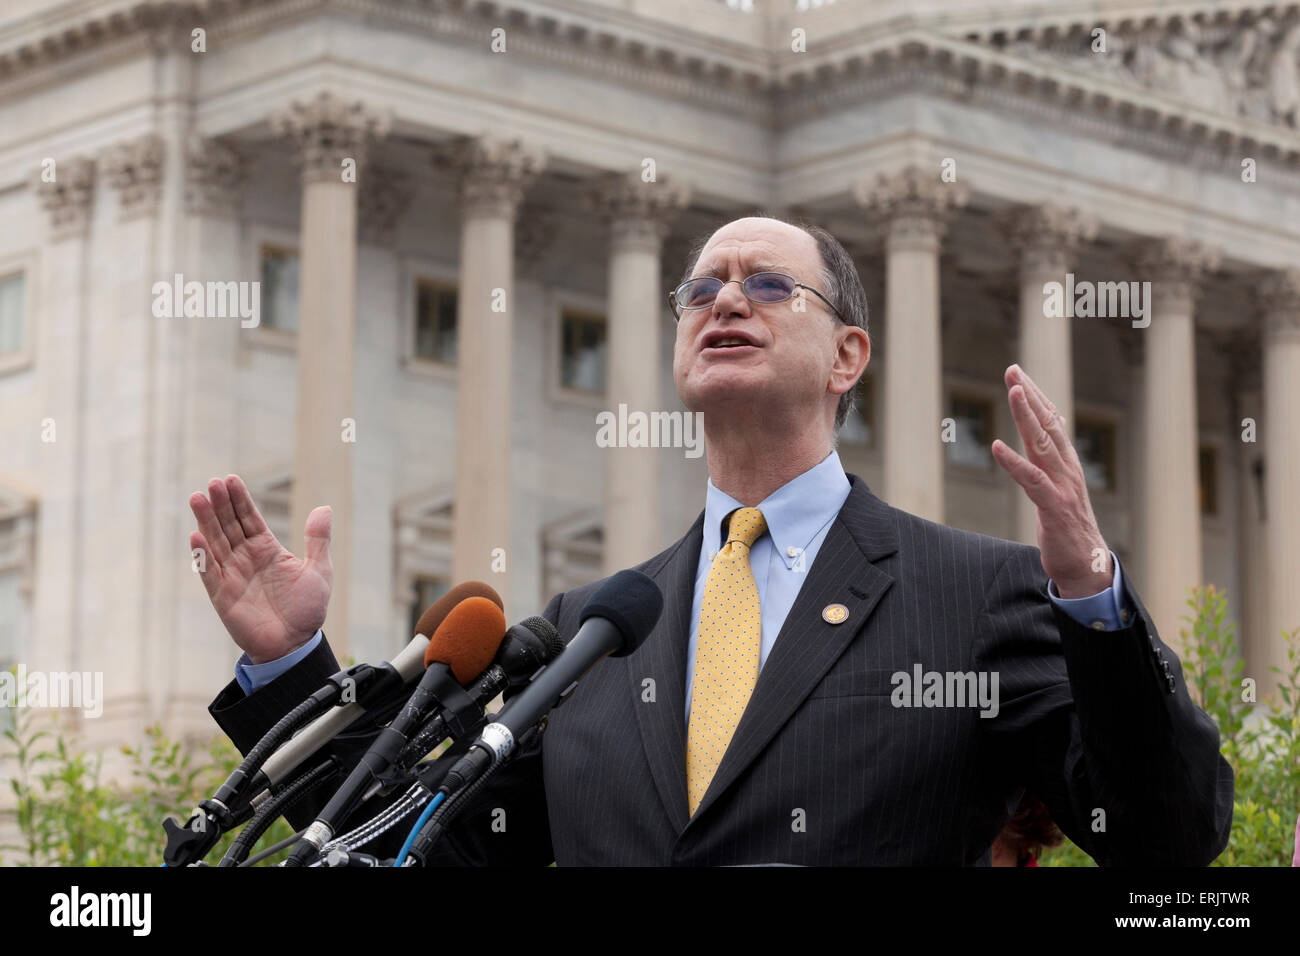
[668,271,844,323]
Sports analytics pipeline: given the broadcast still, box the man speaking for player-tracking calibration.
[194,216,1233,865]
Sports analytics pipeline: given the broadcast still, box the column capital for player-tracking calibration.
[358,166,413,247]
[1258,270,1300,342]
[272,92,391,185]
[185,136,246,219]
[590,171,690,253]
[35,155,96,240]
[1134,237,1220,311]
[102,134,165,221]
[996,203,1098,275]
[432,134,544,221]
[854,165,968,250]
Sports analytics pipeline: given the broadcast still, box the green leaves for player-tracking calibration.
[1042,586,1300,867]
[0,711,294,867]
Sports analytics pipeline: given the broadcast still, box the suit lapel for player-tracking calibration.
[685,475,899,826]
[626,509,704,835]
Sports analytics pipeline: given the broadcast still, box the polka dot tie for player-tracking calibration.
[686,506,768,817]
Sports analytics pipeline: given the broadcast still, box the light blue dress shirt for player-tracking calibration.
[238,451,1129,698]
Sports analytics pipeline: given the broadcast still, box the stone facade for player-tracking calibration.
[0,0,1296,764]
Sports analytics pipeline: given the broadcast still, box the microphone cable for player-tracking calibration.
[218,758,338,867]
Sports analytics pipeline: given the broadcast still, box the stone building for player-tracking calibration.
[0,0,1297,756]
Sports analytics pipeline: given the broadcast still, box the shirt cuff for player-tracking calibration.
[1047,551,1133,631]
[235,629,324,695]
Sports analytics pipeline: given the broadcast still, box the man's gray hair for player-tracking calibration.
[676,214,870,430]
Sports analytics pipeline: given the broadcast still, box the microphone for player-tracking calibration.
[253,582,503,794]
[165,582,503,868]
[396,616,564,769]
[437,570,662,798]
[286,596,507,865]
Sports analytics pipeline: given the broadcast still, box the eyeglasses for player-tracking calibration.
[668,271,843,322]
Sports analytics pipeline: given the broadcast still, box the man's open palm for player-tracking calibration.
[188,475,332,664]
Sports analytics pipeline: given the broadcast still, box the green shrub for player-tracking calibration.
[1042,585,1300,866]
[0,706,294,867]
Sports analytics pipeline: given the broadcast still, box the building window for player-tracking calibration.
[0,272,24,357]
[946,393,994,469]
[1199,445,1218,516]
[560,309,607,393]
[408,575,451,637]
[414,279,458,365]
[260,246,299,332]
[1075,418,1118,493]
[838,373,875,447]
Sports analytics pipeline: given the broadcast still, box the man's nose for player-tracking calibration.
[711,278,750,318]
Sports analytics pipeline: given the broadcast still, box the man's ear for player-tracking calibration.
[828,326,871,397]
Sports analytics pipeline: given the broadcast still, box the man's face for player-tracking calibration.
[672,217,846,427]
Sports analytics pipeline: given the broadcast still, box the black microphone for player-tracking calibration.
[397,617,564,768]
[287,596,507,865]
[437,570,663,797]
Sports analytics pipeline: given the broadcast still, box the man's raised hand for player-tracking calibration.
[991,364,1113,599]
[188,475,333,664]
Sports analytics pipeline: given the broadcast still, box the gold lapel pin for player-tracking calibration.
[822,603,849,625]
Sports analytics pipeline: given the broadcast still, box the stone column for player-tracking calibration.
[856,167,967,522]
[434,137,542,604]
[1118,333,1147,586]
[166,137,247,734]
[1259,272,1300,694]
[273,94,389,659]
[31,157,95,731]
[999,205,1098,544]
[1136,238,1219,651]
[593,172,688,573]
[1221,332,1266,696]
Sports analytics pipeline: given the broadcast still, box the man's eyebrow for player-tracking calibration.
[696,261,788,279]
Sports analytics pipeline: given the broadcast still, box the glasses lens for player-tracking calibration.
[744,272,796,303]
[677,277,722,310]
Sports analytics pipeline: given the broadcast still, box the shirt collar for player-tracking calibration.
[703,450,850,569]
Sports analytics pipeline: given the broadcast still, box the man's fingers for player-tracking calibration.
[1006,365,1073,461]
[189,491,233,564]
[992,438,1056,510]
[1008,384,1065,478]
[209,477,247,550]
[226,474,270,540]
[302,505,333,581]
[189,530,222,601]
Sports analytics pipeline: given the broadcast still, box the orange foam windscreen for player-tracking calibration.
[424,595,507,684]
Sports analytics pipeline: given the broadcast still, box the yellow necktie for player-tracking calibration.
[686,506,768,816]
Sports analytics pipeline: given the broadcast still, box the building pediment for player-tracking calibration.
[961,8,1300,131]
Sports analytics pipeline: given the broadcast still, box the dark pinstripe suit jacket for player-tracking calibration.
[209,474,1234,866]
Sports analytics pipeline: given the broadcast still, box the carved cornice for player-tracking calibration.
[35,155,95,240]
[996,203,1099,276]
[590,171,691,254]
[271,92,391,185]
[432,135,544,221]
[970,12,1300,132]
[0,0,771,118]
[854,166,969,250]
[185,136,247,219]
[102,134,164,220]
